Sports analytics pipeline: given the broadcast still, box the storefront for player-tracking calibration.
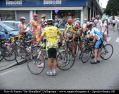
[0,0,102,26]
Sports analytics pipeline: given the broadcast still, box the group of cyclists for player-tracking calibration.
[18,14,109,76]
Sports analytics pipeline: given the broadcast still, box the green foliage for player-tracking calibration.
[104,0,119,16]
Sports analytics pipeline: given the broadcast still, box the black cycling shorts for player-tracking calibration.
[48,48,57,58]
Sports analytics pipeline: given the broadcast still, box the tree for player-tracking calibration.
[104,0,119,16]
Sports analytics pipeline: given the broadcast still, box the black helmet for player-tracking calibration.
[47,19,54,25]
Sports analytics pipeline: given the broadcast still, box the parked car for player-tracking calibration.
[2,21,20,31]
[0,22,19,39]
[2,21,31,33]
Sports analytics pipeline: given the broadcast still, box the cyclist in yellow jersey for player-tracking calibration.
[38,19,62,76]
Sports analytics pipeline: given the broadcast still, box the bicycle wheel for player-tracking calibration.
[0,48,3,61]
[57,51,75,71]
[15,47,27,63]
[27,50,45,75]
[4,47,16,61]
[100,44,113,60]
[80,49,91,63]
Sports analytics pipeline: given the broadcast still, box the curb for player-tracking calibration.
[0,60,26,72]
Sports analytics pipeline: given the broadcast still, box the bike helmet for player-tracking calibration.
[33,13,38,17]
[41,14,46,18]
[20,16,26,20]
[67,18,73,25]
[74,23,79,29]
[47,19,54,25]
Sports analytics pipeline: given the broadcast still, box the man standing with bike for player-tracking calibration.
[87,22,103,64]
[30,14,41,42]
[18,17,27,40]
[38,19,62,76]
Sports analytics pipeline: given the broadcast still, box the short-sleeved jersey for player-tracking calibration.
[65,24,75,37]
[65,24,74,32]
[41,26,61,48]
[90,27,103,40]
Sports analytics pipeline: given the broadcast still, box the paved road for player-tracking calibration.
[0,27,119,89]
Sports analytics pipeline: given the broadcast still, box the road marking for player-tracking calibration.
[116,37,119,42]
[0,69,15,76]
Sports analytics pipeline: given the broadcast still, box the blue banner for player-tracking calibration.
[0,0,87,7]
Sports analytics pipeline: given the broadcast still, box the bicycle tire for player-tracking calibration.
[100,44,113,60]
[57,51,75,71]
[80,49,91,63]
[15,47,27,63]
[0,48,3,61]
[27,50,45,75]
[4,48,17,61]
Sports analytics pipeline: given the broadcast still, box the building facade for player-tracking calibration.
[0,0,102,25]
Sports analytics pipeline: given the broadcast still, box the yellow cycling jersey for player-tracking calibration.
[66,24,74,32]
[41,26,61,48]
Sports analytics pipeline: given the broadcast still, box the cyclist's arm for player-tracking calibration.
[37,30,45,44]
[31,20,38,28]
[64,28,68,40]
[57,29,63,43]
[19,24,24,34]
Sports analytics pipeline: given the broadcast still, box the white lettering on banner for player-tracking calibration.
[6,0,22,6]
[44,0,62,5]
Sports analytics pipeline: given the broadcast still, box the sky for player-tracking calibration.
[99,0,109,8]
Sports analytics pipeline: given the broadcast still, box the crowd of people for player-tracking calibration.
[18,14,114,76]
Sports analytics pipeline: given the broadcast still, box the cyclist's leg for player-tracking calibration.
[72,40,77,56]
[47,48,57,76]
[52,48,57,75]
[97,40,103,62]
[103,33,108,43]
[31,32,37,42]
[48,58,53,70]
[94,40,102,62]
[91,39,102,64]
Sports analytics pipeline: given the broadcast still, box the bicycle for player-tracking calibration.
[80,38,114,63]
[27,41,76,75]
[13,32,33,63]
[0,38,16,62]
[57,39,76,71]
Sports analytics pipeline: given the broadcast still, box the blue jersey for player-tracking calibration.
[90,27,103,40]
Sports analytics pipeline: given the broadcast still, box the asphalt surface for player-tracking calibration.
[0,26,119,90]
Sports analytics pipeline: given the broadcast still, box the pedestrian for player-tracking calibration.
[101,19,108,43]
[111,16,116,30]
[116,18,119,35]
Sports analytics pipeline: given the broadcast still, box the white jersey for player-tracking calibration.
[102,21,108,35]
[90,27,103,40]
[82,23,87,32]
[94,19,102,32]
